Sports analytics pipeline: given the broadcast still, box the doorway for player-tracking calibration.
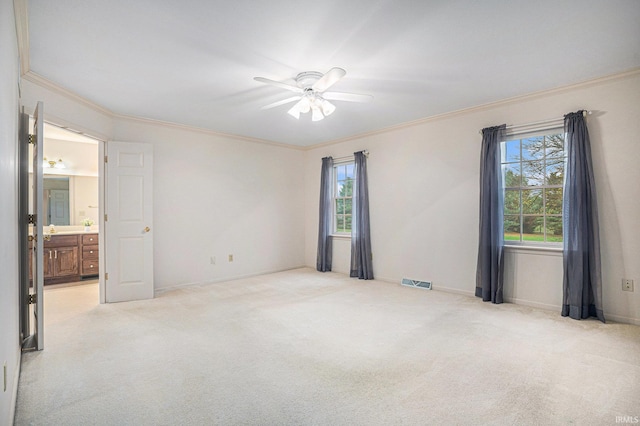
[33,123,103,312]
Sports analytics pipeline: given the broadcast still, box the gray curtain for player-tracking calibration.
[475,124,506,303]
[350,151,374,279]
[316,156,333,272]
[562,111,605,322]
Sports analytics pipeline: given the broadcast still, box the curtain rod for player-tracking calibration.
[478,110,591,135]
[332,150,369,163]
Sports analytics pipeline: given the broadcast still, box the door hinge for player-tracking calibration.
[28,134,35,144]
[104,155,108,163]
[27,294,36,304]
[27,214,36,224]
[105,273,108,280]
[104,214,108,222]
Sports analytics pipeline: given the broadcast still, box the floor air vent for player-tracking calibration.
[401,278,432,290]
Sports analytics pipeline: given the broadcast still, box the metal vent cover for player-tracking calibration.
[401,278,432,290]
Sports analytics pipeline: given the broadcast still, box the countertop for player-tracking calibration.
[29,227,99,236]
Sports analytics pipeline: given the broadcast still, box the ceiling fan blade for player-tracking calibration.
[261,96,302,110]
[312,67,346,92]
[254,77,303,93]
[323,92,373,103]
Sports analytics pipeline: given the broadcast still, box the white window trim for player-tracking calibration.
[331,233,351,239]
[504,244,563,256]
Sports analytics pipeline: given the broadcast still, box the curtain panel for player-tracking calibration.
[562,111,605,322]
[476,124,506,303]
[350,151,374,279]
[316,156,333,272]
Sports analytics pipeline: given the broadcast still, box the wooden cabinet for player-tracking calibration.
[42,234,80,284]
[81,234,99,276]
[30,233,99,285]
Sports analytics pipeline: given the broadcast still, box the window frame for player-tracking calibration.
[501,127,565,247]
[331,160,355,236]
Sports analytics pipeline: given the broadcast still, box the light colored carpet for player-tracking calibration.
[15,268,640,425]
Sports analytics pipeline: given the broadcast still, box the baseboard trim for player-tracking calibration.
[602,313,640,326]
[154,265,307,295]
[431,286,476,298]
[503,297,561,312]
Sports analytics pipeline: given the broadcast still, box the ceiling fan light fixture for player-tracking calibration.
[299,96,311,114]
[287,99,304,119]
[321,99,336,116]
[311,106,324,122]
[287,107,301,120]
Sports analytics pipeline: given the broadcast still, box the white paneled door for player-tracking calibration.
[105,142,154,303]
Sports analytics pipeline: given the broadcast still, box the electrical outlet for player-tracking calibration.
[622,279,634,292]
[228,254,233,262]
[210,256,216,265]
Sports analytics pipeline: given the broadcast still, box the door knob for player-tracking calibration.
[144,227,151,233]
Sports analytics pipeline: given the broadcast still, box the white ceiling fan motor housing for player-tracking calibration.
[295,71,323,90]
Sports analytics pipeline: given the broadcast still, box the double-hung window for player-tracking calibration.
[333,162,354,234]
[502,129,566,244]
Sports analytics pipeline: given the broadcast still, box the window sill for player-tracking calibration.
[504,244,562,256]
[331,233,351,240]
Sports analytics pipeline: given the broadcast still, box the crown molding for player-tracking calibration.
[13,0,29,75]
[305,67,640,150]
[23,71,115,118]
[112,113,305,151]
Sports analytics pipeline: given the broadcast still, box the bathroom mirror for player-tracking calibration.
[33,174,99,227]
[43,176,70,226]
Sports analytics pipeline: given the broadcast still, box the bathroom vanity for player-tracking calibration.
[30,231,99,285]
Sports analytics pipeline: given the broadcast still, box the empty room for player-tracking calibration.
[2,0,640,424]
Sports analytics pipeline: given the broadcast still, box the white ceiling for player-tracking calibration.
[27,0,640,147]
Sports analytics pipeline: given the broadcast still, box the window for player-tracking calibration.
[502,130,565,244]
[333,162,354,234]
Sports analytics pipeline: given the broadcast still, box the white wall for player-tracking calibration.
[0,0,21,422]
[73,175,99,226]
[304,72,640,325]
[112,118,306,290]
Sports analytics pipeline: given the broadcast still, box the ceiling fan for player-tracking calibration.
[254,67,373,121]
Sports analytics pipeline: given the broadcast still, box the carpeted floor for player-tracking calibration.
[14,268,640,425]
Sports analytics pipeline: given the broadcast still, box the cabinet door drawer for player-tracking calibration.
[82,259,99,275]
[56,247,80,276]
[83,245,99,260]
[82,234,98,245]
[47,235,79,247]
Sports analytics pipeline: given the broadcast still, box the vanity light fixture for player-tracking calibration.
[43,157,66,169]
